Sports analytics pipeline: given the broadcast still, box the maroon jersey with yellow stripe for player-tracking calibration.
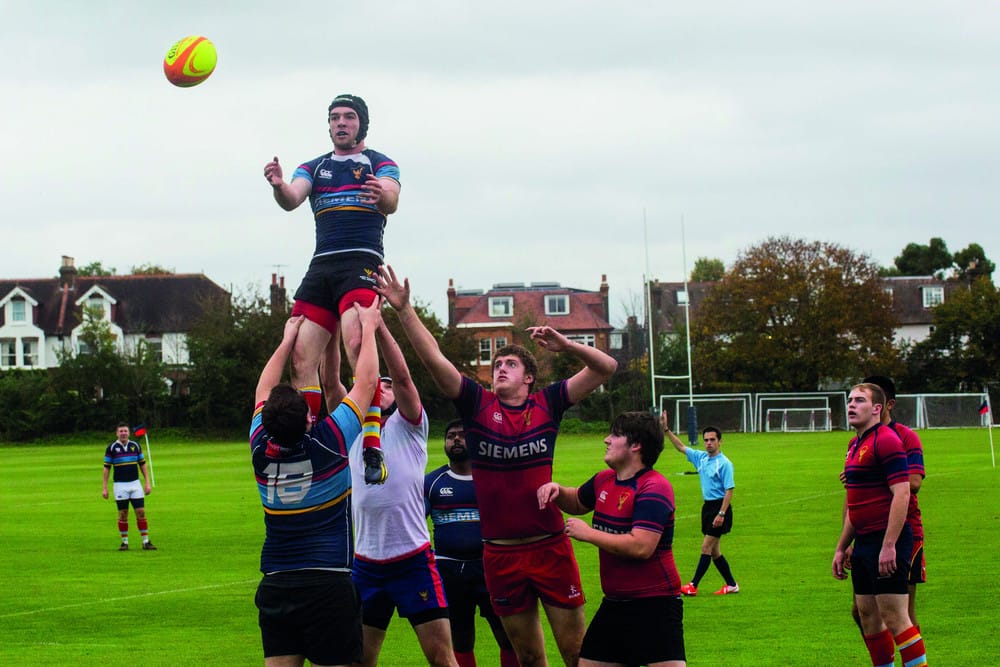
[843,423,910,535]
[578,468,682,599]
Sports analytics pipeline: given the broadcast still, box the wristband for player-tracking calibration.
[717,511,726,517]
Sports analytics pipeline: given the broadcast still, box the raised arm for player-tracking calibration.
[255,316,305,404]
[660,410,688,454]
[343,299,383,416]
[376,265,463,400]
[527,326,617,404]
[264,156,311,211]
[376,321,422,422]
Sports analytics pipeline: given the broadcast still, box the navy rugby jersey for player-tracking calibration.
[250,398,363,574]
[292,149,399,259]
[578,467,682,599]
[103,441,145,483]
[425,465,484,561]
[454,378,571,541]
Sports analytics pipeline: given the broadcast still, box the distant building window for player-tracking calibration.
[479,338,492,364]
[22,338,39,367]
[610,333,623,350]
[495,336,508,350]
[78,340,92,356]
[884,287,894,304]
[544,295,569,316]
[676,290,689,305]
[922,286,944,308]
[0,339,15,367]
[88,295,106,319]
[148,339,163,363]
[11,299,27,322]
[489,297,513,318]
[567,334,596,348]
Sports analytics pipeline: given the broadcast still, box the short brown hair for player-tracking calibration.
[492,344,539,391]
[262,384,309,446]
[851,383,887,410]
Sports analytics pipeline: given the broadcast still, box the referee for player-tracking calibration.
[662,411,740,596]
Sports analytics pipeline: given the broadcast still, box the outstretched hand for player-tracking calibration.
[282,315,305,343]
[264,156,284,187]
[360,174,383,205]
[537,482,560,510]
[526,326,570,352]
[353,296,385,331]
[376,265,411,310]
[660,409,670,431]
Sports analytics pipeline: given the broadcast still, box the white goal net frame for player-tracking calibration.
[765,407,834,432]
[755,392,848,432]
[659,393,755,433]
[892,392,991,429]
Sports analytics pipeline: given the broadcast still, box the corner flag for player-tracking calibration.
[133,423,155,486]
[133,424,148,437]
[979,400,990,416]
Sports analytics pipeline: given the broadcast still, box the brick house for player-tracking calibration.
[0,256,230,372]
[447,276,614,385]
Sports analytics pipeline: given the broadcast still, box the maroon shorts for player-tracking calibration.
[483,534,584,617]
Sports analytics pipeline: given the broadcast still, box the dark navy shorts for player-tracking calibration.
[580,596,686,664]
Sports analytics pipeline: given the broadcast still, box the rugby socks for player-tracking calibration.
[362,381,382,452]
[454,651,476,667]
[118,520,129,543]
[300,385,323,423]
[691,554,712,586]
[895,626,927,666]
[499,648,519,667]
[713,554,737,587]
[863,629,895,667]
[138,517,149,543]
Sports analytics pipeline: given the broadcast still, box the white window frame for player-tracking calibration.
[22,338,39,367]
[478,338,492,364]
[11,299,27,322]
[494,336,508,351]
[488,296,513,317]
[544,294,569,316]
[0,338,16,367]
[922,286,944,308]
[567,334,596,348]
[676,290,689,305]
[610,332,623,350]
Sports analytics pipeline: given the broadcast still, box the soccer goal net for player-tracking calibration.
[893,393,990,429]
[765,407,834,432]
[756,392,848,432]
[659,393,754,433]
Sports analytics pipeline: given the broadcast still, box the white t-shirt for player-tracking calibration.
[349,407,430,561]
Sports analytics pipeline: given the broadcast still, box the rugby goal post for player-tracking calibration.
[659,393,754,433]
[765,407,834,432]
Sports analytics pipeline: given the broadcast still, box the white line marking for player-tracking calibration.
[0,579,258,619]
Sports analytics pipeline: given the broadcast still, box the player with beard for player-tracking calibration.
[322,324,457,667]
[425,420,518,667]
[265,93,400,485]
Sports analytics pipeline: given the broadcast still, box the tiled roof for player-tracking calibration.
[451,287,612,332]
[0,273,229,335]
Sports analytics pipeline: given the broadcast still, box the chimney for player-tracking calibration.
[599,274,609,323]
[59,255,77,290]
[447,278,457,327]
[270,273,288,314]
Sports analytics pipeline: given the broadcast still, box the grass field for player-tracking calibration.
[2,427,998,666]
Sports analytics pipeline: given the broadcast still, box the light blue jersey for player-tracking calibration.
[685,448,734,501]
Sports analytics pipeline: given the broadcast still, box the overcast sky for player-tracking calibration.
[3,1,997,325]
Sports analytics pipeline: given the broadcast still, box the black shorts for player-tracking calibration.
[580,596,686,665]
[909,538,926,585]
[701,499,733,537]
[438,558,497,632]
[850,527,913,596]
[255,570,362,665]
[293,251,380,318]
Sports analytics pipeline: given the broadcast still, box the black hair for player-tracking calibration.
[261,384,309,446]
[610,412,664,467]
